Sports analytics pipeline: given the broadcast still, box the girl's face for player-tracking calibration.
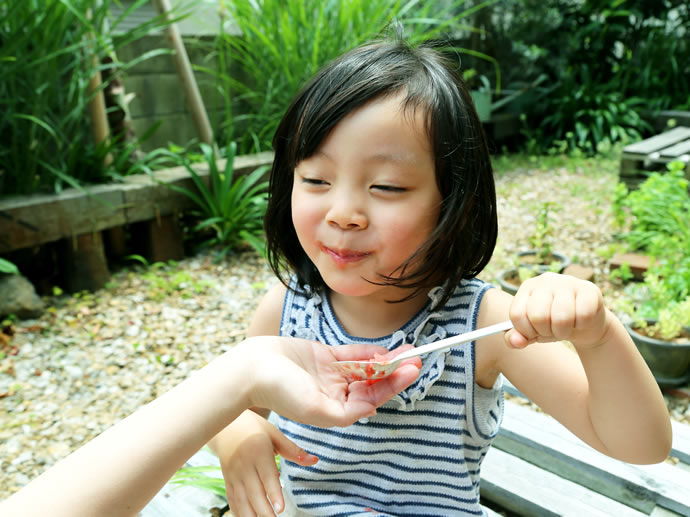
[291,93,442,300]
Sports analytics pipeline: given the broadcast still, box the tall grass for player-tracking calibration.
[0,0,192,196]
[204,0,497,154]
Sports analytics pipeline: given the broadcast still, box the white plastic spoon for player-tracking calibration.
[330,320,514,381]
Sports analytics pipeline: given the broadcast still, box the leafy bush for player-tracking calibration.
[161,142,269,258]
[0,0,190,196]
[475,0,690,154]
[204,0,498,154]
[613,161,690,254]
[613,161,690,340]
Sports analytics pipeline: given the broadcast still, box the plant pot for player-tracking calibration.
[517,250,570,274]
[497,269,520,295]
[624,322,690,388]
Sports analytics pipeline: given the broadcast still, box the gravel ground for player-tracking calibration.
[2,158,689,500]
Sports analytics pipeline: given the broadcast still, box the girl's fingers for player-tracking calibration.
[348,364,420,405]
[525,287,556,338]
[551,289,576,340]
[230,482,258,517]
[509,284,538,347]
[243,466,276,517]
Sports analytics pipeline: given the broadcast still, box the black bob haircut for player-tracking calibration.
[264,37,498,308]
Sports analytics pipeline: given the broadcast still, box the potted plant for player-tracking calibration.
[616,273,690,387]
[612,163,690,386]
[498,201,570,294]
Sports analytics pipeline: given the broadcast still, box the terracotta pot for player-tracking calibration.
[517,250,570,273]
[624,322,690,388]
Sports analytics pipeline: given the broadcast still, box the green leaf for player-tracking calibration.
[0,258,19,275]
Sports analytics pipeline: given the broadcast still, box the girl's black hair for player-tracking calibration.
[264,37,497,308]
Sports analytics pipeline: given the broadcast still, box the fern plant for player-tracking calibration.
[162,142,270,258]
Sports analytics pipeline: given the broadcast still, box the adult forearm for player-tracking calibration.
[0,351,251,517]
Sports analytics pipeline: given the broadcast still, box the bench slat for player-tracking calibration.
[481,446,648,516]
[659,139,690,159]
[497,399,690,515]
[623,127,690,155]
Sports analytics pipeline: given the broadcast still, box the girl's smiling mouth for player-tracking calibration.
[321,245,372,267]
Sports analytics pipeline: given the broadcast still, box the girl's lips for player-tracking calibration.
[321,245,371,266]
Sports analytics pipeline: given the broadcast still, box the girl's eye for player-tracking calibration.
[302,178,328,186]
[372,185,406,192]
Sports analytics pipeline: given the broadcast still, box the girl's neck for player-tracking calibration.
[327,287,433,339]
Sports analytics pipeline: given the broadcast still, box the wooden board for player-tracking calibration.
[0,153,274,253]
[495,401,690,515]
[620,127,690,188]
[481,446,648,516]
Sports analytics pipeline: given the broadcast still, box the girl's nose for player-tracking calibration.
[326,194,368,230]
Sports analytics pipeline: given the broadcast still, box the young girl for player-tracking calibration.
[209,37,672,516]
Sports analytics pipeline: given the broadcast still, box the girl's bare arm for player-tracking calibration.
[477,274,671,464]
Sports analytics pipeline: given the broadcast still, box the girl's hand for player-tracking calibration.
[238,337,421,428]
[505,273,612,350]
[219,411,317,516]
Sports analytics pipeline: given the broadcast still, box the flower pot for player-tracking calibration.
[497,269,520,295]
[517,250,570,274]
[624,322,690,388]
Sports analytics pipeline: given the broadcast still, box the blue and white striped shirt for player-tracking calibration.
[275,278,503,516]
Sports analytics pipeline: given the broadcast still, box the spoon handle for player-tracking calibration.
[393,320,514,362]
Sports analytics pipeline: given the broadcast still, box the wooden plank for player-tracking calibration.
[480,446,648,517]
[504,380,690,466]
[0,152,274,253]
[122,153,273,224]
[659,139,690,159]
[497,399,690,515]
[0,185,126,253]
[671,419,690,465]
[623,127,690,156]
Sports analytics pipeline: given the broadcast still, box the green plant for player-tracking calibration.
[528,201,559,262]
[614,161,690,340]
[492,0,689,154]
[613,161,690,254]
[617,280,690,342]
[171,466,226,497]
[204,0,499,154]
[609,262,634,284]
[0,0,191,196]
[162,142,270,258]
[172,453,280,499]
[0,258,19,275]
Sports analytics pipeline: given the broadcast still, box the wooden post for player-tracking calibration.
[60,232,111,293]
[85,7,113,166]
[152,0,217,150]
[129,213,184,264]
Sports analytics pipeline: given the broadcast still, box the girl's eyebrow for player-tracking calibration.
[313,149,419,167]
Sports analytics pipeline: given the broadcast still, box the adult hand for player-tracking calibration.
[238,336,421,427]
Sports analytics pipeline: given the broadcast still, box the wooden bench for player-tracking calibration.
[620,126,690,189]
[140,388,690,517]
[479,382,690,517]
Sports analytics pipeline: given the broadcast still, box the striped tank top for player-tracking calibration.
[274,277,504,516]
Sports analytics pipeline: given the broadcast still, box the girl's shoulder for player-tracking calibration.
[247,281,287,337]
